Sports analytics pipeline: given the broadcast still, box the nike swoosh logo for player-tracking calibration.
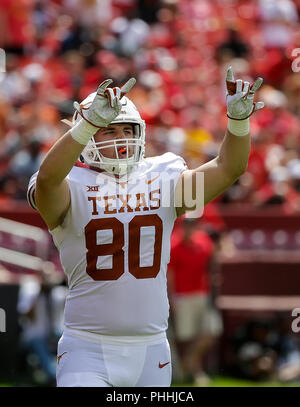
[158,361,170,369]
[146,175,159,185]
[57,351,67,365]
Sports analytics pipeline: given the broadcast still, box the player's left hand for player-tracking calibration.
[226,67,264,120]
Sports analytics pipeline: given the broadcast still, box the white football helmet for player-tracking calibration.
[70,92,146,176]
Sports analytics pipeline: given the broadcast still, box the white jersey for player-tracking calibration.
[28,152,186,336]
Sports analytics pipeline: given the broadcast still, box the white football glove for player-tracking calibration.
[74,77,136,128]
[226,67,264,120]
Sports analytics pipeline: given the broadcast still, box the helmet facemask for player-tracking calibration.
[83,122,145,176]
[71,94,145,176]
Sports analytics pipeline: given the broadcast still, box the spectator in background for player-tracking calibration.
[288,158,300,194]
[230,315,300,383]
[252,165,300,211]
[110,9,150,57]
[137,0,162,24]
[217,28,250,62]
[168,217,223,386]
[230,319,278,381]
[0,0,35,54]
[65,0,113,27]
[17,265,67,386]
[283,72,300,117]
[0,139,45,200]
[259,0,298,49]
[257,0,298,87]
[10,139,44,179]
[273,312,300,382]
[0,54,31,103]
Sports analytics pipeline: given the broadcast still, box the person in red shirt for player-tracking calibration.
[168,217,223,386]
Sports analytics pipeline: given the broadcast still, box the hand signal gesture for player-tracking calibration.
[226,67,264,120]
[74,77,136,128]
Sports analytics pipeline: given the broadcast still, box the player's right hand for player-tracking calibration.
[74,78,136,128]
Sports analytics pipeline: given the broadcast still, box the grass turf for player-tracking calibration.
[172,376,300,387]
[1,376,300,387]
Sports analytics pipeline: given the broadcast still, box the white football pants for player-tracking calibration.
[56,328,172,387]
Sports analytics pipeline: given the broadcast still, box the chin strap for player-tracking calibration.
[61,119,73,127]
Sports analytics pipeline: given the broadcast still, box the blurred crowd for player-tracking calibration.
[228,314,300,383]
[0,0,300,210]
[1,0,300,386]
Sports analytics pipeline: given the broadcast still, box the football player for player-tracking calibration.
[27,68,264,387]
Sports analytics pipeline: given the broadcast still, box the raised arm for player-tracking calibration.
[176,67,264,217]
[35,131,85,230]
[35,78,136,230]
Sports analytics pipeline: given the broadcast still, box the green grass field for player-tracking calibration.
[172,376,300,387]
[1,376,300,387]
